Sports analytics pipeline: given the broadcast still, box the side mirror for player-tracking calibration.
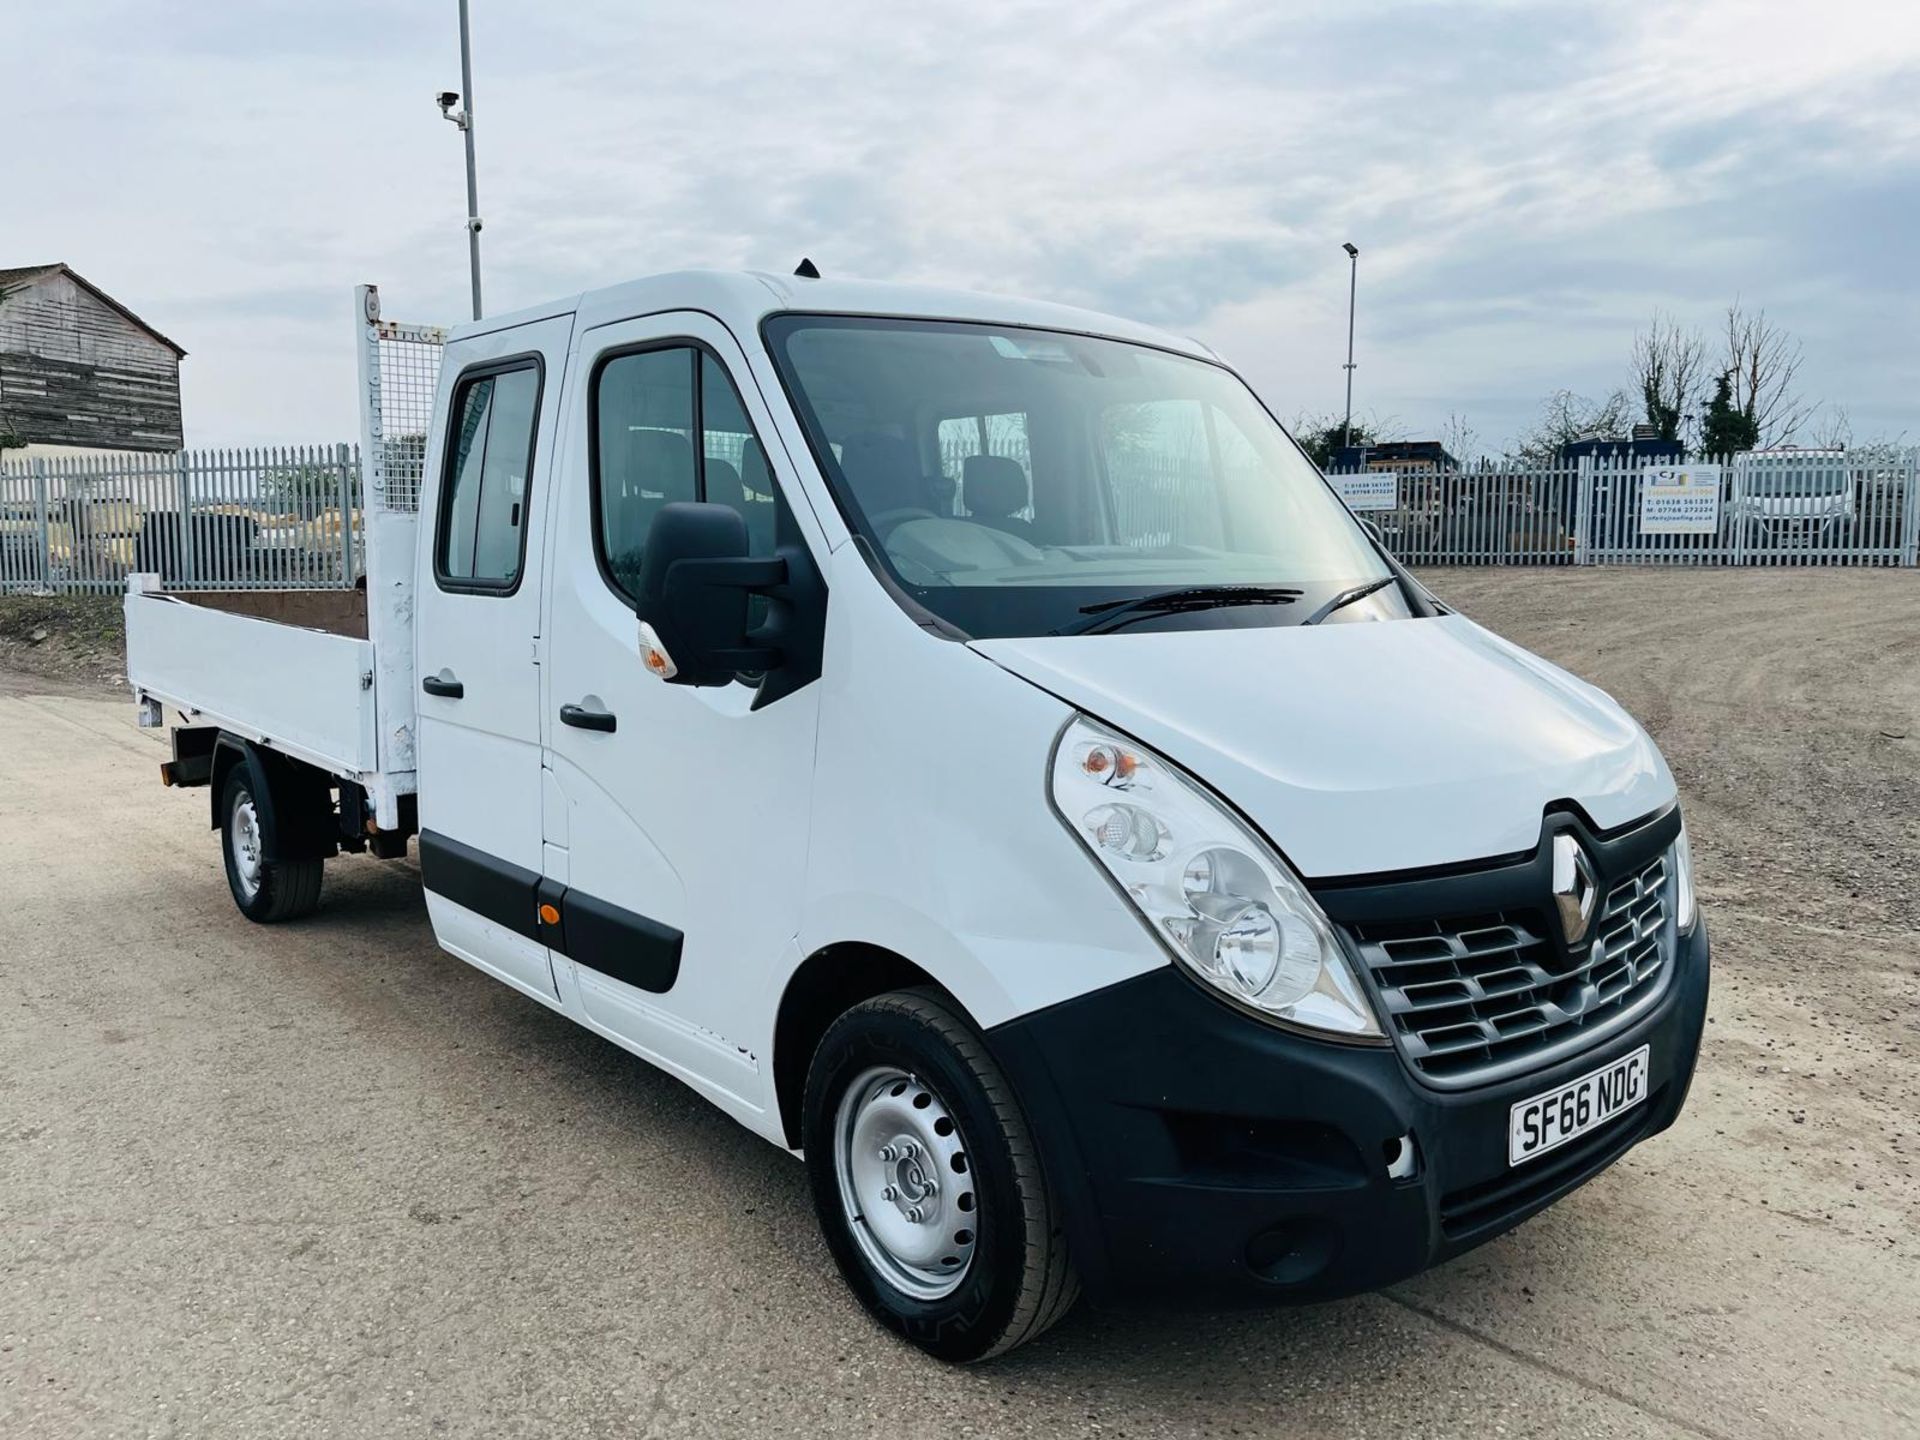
[635,502,785,687]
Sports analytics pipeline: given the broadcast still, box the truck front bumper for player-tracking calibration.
[986,922,1709,1303]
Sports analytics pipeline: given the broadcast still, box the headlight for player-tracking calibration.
[1671,819,1697,934]
[1049,716,1382,1040]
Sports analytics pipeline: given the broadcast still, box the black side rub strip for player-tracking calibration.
[420,830,540,939]
[419,829,683,994]
[564,889,682,993]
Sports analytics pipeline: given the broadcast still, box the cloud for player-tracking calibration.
[1,0,1914,450]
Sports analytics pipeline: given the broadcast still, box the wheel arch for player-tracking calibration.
[209,735,337,863]
[772,942,965,1150]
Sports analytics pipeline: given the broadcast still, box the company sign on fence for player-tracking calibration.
[1639,464,1721,535]
[1333,473,1399,510]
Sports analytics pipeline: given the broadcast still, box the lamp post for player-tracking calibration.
[1341,242,1359,455]
[436,0,484,320]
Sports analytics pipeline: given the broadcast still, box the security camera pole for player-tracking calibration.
[1341,242,1359,454]
[437,0,484,320]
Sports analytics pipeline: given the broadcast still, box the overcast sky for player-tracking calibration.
[6,0,1915,453]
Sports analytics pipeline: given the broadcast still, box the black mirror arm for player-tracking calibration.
[664,555,790,672]
[665,556,787,592]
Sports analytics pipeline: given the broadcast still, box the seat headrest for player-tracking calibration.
[838,432,924,513]
[739,438,773,498]
[705,456,742,500]
[963,454,1028,519]
[628,429,696,500]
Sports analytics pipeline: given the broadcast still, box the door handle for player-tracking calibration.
[560,702,617,733]
[422,673,464,699]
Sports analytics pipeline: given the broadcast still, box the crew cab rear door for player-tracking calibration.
[414,313,575,1002]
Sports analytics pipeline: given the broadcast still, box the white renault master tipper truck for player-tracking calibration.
[125,271,1708,1361]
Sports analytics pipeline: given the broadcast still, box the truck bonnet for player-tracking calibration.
[971,614,1674,879]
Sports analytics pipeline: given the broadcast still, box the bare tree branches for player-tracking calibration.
[1288,409,1402,468]
[1512,388,1634,464]
[1630,311,1707,442]
[1722,303,1816,446]
[1438,411,1480,468]
[1808,404,1851,452]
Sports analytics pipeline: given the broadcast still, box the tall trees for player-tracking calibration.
[1630,312,1707,442]
[1621,303,1812,455]
[1698,371,1758,457]
[1720,303,1815,446]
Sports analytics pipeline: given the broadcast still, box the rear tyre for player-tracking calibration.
[220,767,323,923]
[802,987,1079,1362]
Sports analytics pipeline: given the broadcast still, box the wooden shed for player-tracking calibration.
[0,263,186,455]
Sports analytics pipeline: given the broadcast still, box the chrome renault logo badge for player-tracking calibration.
[1551,833,1598,945]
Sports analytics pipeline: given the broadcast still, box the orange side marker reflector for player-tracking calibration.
[538,903,561,926]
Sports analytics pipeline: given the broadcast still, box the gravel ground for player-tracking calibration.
[1,566,1915,1439]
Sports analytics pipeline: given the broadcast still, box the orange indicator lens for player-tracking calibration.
[1082,744,1138,783]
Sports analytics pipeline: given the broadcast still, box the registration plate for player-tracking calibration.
[1508,1045,1649,1167]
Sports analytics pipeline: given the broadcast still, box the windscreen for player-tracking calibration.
[764,316,1395,639]
[1744,468,1849,497]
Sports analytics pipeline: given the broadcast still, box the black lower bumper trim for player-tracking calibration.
[1438,1091,1660,1242]
[985,922,1710,1304]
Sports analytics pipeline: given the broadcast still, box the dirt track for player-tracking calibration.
[1,566,1916,1438]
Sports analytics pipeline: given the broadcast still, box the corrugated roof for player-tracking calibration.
[0,263,187,357]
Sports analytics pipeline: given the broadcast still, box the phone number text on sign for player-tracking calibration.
[1640,464,1721,535]
[1334,474,1399,511]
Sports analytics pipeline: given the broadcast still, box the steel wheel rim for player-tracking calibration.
[833,1066,977,1301]
[230,793,263,899]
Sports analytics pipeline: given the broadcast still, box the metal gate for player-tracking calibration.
[352,283,448,789]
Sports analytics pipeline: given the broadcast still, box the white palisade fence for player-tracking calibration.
[1,444,362,594]
[1327,451,1919,568]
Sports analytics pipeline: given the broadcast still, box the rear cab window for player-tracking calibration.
[436,361,542,591]
[937,412,1033,524]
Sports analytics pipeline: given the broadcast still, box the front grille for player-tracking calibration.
[1346,852,1673,1087]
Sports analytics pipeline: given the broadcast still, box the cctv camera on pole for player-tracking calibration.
[1341,242,1359,455]
[436,0,484,320]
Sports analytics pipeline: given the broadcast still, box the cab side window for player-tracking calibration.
[595,349,696,599]
[438,363,541,588]
[593,345,781,604]
[701,354,779,559]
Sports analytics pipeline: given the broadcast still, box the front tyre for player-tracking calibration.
[220,768,323,923]
[802,988,1078,1362]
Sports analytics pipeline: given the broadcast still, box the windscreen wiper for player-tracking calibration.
[1055,584,1303,636]
[1301,576,1397,626]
